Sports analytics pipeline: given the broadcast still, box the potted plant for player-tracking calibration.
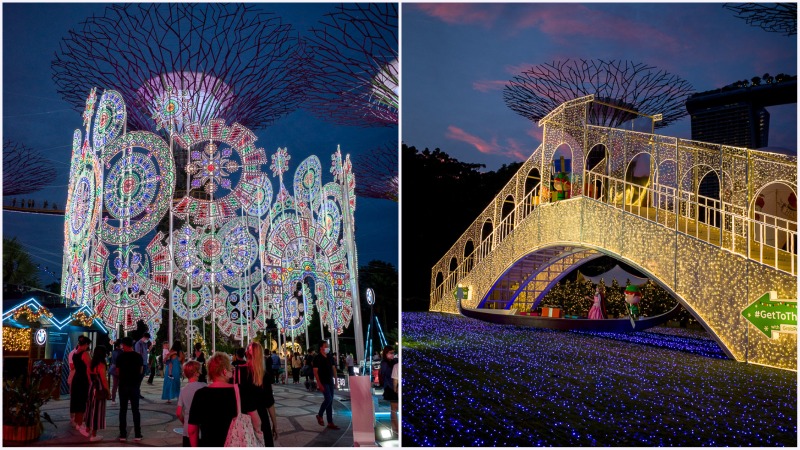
[3,375,52,443]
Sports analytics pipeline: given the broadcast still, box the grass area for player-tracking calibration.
[402,312,797,446]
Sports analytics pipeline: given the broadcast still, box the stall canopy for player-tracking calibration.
[2,297,108,333]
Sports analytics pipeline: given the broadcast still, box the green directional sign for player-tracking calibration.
[742,291,798,339]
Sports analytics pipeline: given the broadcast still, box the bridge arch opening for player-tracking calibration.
[751,181,797,252]
[500,194,515,239]
[525,167,541,205]
[434,271,444,301]
[449,256,458,273]
[463,240,475,272]
[698,170,721,226]
[477,244,734,359]
[585,143,609,199]
[623,152,651,206]
[480,219,493,249]
[551,143,573,199]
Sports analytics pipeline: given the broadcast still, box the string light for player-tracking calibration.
[3,328,32,352]
[70,311,99,327]
[403,312,797,446]
[12,305,53,322]
[431,96,797,369]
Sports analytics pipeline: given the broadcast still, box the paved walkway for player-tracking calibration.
[24,376,396,447]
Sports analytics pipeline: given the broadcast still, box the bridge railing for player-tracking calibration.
[432,168,796,309]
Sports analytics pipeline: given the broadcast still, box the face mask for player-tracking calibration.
[323,348,329,355]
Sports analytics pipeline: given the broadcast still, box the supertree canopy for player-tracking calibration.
[305,3,398,127]
[2,140,57,196]
[724,3,797,36]
[353,143,398,201]
[503,59,695,129]
[52,3,306,134]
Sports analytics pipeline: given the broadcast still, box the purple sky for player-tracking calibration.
[2,3,398,282]
[402,3,797,170]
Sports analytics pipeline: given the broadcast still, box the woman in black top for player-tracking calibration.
[193,342,207,383]
[70,336,92,432]
[235,342,278,446]
[188,352,261,447]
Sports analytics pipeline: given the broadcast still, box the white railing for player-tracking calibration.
[431,170,797,308]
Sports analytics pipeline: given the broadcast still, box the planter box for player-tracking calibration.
[3,423,42,443]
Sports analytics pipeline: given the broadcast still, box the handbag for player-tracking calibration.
[224,384,264,447]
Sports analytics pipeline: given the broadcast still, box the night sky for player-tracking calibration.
[403,3,797,170]
[2,3,399,284]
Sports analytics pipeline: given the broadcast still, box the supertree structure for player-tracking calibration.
[305,3,398,128]
[52,3,306,135]
[2,140,57,196]
[724,3,797,36]
[353,143,398,201]
[503,59,695,129]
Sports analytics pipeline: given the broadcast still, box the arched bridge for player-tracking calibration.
[431,95,797,370]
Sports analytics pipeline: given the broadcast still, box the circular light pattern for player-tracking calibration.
[293,155,322,209]
[215,286,267,337]
[88,233,170,332]
[92,90,126,148]
[151,85,190,132]
[173,216,261,287]
[236,173,273,218]
[402,312,797,447]
[172,285,216,321]
[100,131,175,244]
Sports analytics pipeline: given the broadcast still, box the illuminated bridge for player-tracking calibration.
[430,95,797,370]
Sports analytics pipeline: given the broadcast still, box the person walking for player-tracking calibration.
[70,336,92,434]
[235,342,279,446]
[147,345,158,385]
[270,350,281,384]
[162,341,185,404]
[116,337,144,442]
[176,361,206,447]
[192,342,207,383]
[134,333,151,399]
[84,345,110,442]
[380,346,399,436]
[313,341,340,430]
[109,340,122,404]
[346,353,354,376]
[187,352,261,447]
[291,351,302,384]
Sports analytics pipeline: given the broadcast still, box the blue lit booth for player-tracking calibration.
[2,297,109,399]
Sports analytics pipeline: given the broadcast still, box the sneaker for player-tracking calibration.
[90,435,103,442]
[79,425,90,437]
[326,423,341,430]
[315,415,324,426]
[134,435,143,441]
[118,436,127,442]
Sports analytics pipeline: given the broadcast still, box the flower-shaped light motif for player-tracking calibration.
[83,87,97,128]
[271,147,290,178]
[151,85,191,133]
[109,247,144,299]
[186,142,240,194]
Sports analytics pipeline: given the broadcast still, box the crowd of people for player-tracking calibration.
[65,333,400,445]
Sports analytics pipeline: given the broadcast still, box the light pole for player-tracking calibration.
[364,288,375,374]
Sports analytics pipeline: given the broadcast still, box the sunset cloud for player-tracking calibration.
[472,79,508,93]
[446,125,534,161]
[413,4,503,28]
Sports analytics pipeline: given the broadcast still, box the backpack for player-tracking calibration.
[224,384,263,447]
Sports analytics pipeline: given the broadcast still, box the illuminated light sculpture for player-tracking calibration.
[63,84,363,356]
[100,131,176,244]
[723,3,797,36]
[172,120,268,225]
[2,139,57,196]
[431,95,797,370]
[503,59,694,129]
[52,4,306,134]
[89,233,171,331]
[306,3,399,127]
